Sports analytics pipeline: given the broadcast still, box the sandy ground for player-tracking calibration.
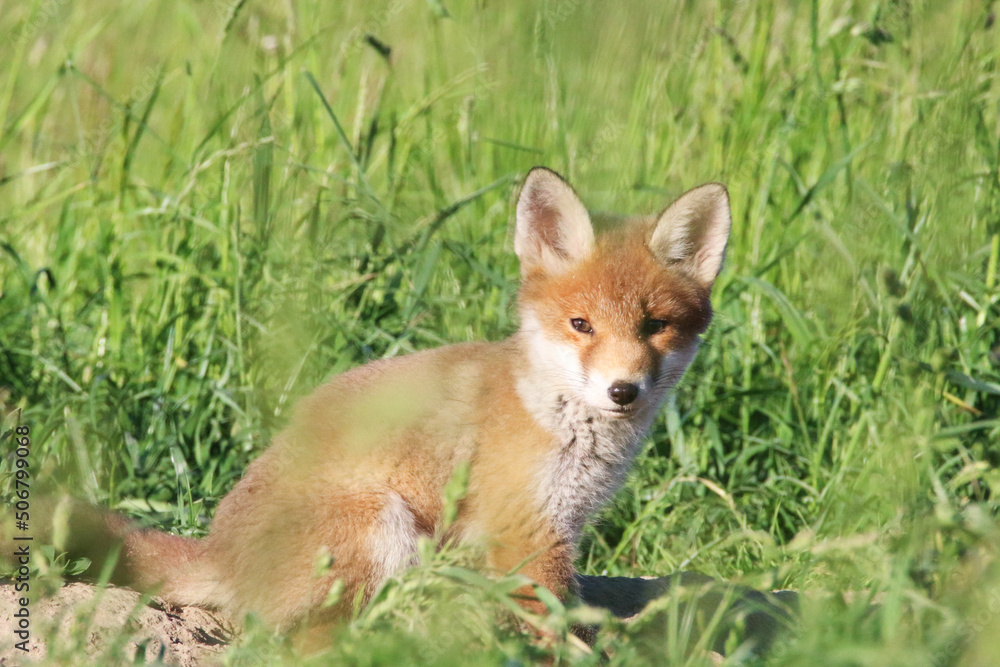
[0,582,233,666]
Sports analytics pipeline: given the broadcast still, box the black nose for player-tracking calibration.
[608,382,639,406]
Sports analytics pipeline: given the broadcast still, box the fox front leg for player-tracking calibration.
[486,533,582,641]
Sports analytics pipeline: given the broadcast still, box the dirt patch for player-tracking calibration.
[0,581,233,666]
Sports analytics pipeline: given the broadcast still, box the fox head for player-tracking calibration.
[514,167,731,424]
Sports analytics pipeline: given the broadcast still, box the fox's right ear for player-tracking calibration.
[514,167,595,276]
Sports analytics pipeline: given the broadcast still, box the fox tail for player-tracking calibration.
[29,496,224,610]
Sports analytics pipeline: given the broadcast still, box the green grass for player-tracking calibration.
[2,0,999,664]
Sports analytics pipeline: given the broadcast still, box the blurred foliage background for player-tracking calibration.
[1,0,999,663]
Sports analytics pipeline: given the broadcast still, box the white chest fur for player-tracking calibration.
[535,396,651,541]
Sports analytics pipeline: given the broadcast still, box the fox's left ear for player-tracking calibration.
[648,183,732,289]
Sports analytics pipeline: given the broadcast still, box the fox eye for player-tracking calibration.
[644,319,669,335]
[570,318,594,334]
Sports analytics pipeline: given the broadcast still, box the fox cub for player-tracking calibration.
[54,167,732,633]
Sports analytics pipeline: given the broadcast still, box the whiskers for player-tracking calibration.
[653,368,687,392]
[523,364,588,394]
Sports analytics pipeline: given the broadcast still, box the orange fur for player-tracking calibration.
[59,167,732,639]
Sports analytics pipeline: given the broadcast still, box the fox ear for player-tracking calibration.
[648,183,732,289]
[514,167,595,275]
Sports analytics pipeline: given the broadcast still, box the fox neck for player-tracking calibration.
[540,390,654,538]
[512,330,668,540]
